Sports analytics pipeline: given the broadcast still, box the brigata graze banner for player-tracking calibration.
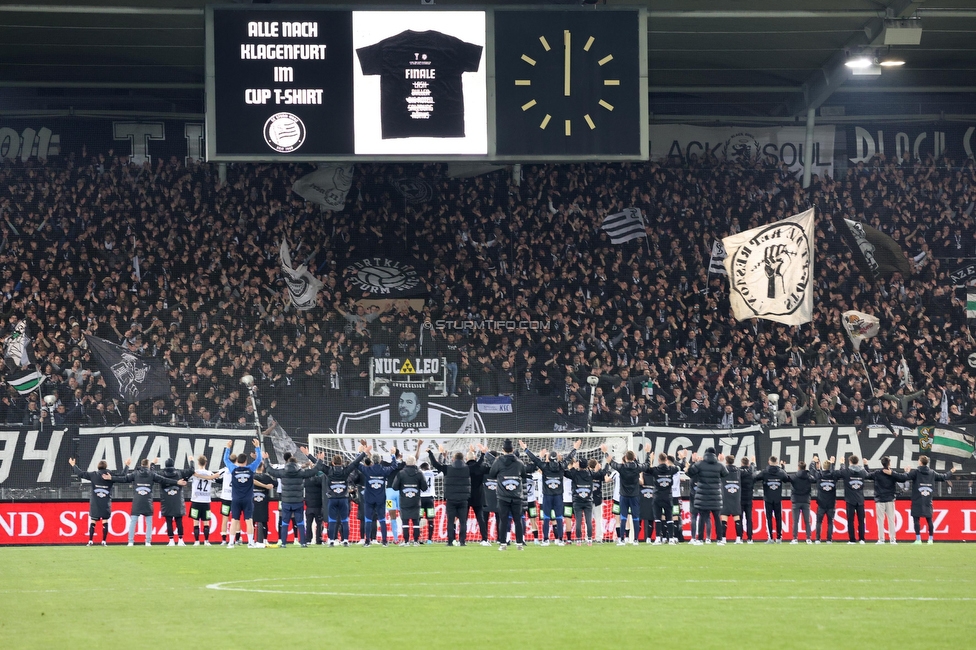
[624,424,976,474]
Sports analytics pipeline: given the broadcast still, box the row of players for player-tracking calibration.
[68,438,951,548]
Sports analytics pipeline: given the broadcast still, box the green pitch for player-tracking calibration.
[1,543,974,648]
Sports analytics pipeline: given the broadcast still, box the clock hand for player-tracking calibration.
[564,30,571,97]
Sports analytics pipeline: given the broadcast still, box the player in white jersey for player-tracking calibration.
[525,469,540,543]
[187,454,221,546]
[671,455,685,543]
[561,475,574,543]
[217,457,236,545]
[419,462,439,543]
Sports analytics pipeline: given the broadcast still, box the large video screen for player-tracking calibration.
[206,6,645,162]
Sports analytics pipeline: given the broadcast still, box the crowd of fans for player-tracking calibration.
[0,147,974,433]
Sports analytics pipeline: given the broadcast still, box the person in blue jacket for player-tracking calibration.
[221,437,262,548]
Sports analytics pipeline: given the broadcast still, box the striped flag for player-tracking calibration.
[967,289,976,320]
[6,368,43,396]
[920,425,976,459]
[601,208,645,244]
[708,239,727,276]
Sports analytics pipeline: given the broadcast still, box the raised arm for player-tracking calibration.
[247,438,262,471]
[427,449,447,473]
[222,441,232,469]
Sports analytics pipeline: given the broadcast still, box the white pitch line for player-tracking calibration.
[204,578,970,601]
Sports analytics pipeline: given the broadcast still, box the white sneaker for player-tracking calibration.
[498,544,507,551]
[704,539,711,544]
[167,540,175,547]
[101,541,107,546]
[616,541,626,546]
[876,540,886,545]
[177,540,186,547]
[193,541,200,547]
[891,540,898,545]
[127,542,134,547]
[927,539,934,545]
[859,540,866,545]
[86,541,93,547]
[790,540,798,545]
[145,541,152,547]
[669,539,677,545]
[806,540,812,544]
[204,541,212,547]
[517,544,524,551]
[848,542,855,545]
[815,540,821,544]
[747,539,753,544]
[227,542,235,549]
[717,540,726,546]
[480,541,491,546]
[247,542,256,548]
[554,540,565,547]
[653,539,662,546]
[734,539,743,544]
[253,542,265,548]
[540,541,549,547]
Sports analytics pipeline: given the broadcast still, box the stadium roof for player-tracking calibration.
[1,0,974,118]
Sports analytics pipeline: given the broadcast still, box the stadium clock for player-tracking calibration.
[493,10,645,159]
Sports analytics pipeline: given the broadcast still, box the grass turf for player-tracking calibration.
[0,542,973,648]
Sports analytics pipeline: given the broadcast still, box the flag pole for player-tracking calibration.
[640,210,651,258]
[855,352,876,396]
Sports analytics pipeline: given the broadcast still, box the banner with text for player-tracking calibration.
[847,122,976,165]
[648,124,836,179]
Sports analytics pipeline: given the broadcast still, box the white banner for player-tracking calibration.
[722,208,815,326]
[649,124,835,180]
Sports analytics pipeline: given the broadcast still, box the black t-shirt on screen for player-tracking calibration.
[357,30,482,139]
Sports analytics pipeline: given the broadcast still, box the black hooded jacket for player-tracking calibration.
[428,451,471,501]
[488,453,527,503]
[687,451,728,510]
[265,455,324,504]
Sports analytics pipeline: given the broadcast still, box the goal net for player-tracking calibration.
[304,432,633,544]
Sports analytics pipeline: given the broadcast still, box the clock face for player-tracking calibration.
[494,10,642,158]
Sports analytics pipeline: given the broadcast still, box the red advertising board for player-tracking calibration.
[3,500,976,545]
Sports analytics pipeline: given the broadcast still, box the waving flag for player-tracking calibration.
[833,215,912,285]
[920,424,976,460]
[292,164,353,211]
[722,208,815,326]
[601,208,645,244]
[842,310,880,352]
[708,239,727,276]
[280,240,324,311]
[85,335,170,404]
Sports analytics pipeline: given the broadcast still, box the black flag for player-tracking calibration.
[84,335,170,404]
[832,214,912,285]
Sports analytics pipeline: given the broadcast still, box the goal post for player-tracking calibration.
[307,431,634,465]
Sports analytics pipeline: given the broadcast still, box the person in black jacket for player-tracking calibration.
[119,458,180,547]
[894,455,953,544]
[263,447,325,548]
[602,444,651,546]
[720,456,743,544]
[392,455,428,546]
[757,456,789,543]
[786,461,815,544]
[252,464,275,547]
[687,447,728,545]
[835,455,869,544]
[566,458,596,545]
[69,456,131,546]
[304,467,326,545]
[427,444,472,546]
[739,456,758,543]
[488,439,528,551]
[868,456,900,544]
[520,439,580,546]
[810,456,838,543]
[157,458,195,547]
[644,454,679,545]
[466,445,491,546]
